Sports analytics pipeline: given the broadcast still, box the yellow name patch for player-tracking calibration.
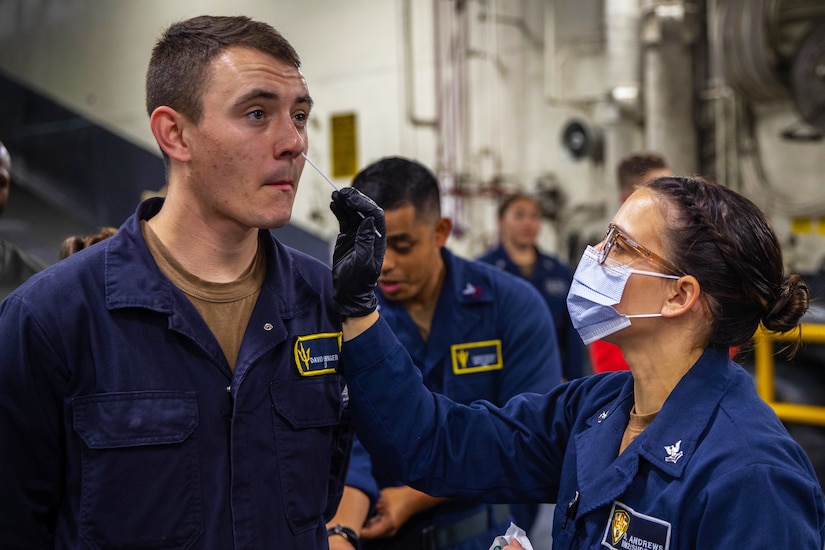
[451,340,503,375]
[294,332,342,376]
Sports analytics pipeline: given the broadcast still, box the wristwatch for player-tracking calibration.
[327,524,360,549]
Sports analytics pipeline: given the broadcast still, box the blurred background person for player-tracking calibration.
[478,192,585,381]
[589,152,671,374]
[617,152,672,204]
[0,140,47,299]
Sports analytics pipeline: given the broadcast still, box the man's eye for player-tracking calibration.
[391,245,413,255]
[247,110,265,120]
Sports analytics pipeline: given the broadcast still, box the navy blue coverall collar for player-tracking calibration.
[574,348,733,517]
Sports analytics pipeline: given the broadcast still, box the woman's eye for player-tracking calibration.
[613,242,629,255]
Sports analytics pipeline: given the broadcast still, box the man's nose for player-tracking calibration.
[381,248,396,274]
[273,116,305,158]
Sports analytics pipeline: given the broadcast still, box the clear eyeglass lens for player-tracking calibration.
[598,227,616,265]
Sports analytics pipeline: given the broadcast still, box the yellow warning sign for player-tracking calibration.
[331,113,358,179]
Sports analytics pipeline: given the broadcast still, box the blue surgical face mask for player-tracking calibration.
[566,245,680,345]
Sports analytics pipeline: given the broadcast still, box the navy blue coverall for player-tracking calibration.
[0,199,351,549]
[342,318,825,549]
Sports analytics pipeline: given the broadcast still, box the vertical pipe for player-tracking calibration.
[705,0,738,188]
[432,0,445,170]
[403,0,439,129]
[438,1,469,183]
[603,0,643,208]
[642,0,698,174]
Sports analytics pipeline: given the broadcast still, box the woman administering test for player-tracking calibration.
[328,176,825,549]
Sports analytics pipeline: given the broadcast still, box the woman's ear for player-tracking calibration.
[662,275,702,318]
[149,106,191,163]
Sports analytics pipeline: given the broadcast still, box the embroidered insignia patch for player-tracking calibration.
[293,332,342,376]
[664,440,683,463]
[601,501,671,550]
[461,282,482,297]
[450,340,503,374]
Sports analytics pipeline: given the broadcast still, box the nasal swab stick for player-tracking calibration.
[302,152,382,238]
[302,152,341,192]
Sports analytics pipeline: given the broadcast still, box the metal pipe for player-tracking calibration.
[642,0,698,174]
[603,0,643,209]
[705,0,738,188]
[402,0,438,129]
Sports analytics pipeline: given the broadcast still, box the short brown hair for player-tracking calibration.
[617,152,668,196]
[145,15,301,123]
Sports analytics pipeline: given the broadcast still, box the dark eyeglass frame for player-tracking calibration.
[598,224,683,275]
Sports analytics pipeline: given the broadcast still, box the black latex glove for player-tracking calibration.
[329,187,386,318]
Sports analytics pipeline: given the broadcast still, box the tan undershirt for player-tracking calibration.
[518,262,534,278]
[504,244,536,278]
[619,407,659,455]
[142,221,265,371]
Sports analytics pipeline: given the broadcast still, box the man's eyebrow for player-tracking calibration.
[233,89,277,108]
[298,95,314,110]
[232,90,314,110]
[387,233,414,243]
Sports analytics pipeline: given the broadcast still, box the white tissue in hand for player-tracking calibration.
[488,522,534,550]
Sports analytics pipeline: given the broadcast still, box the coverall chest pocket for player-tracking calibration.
[270,377,343,533]
[73,391,202,550]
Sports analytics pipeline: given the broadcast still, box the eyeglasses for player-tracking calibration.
[598,224,683,275]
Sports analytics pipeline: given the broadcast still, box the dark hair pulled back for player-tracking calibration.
[645,176,809,356]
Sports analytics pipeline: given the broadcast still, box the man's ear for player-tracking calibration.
[435,217,453,247]
[149,106,191,163]
[662,275,702,318]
